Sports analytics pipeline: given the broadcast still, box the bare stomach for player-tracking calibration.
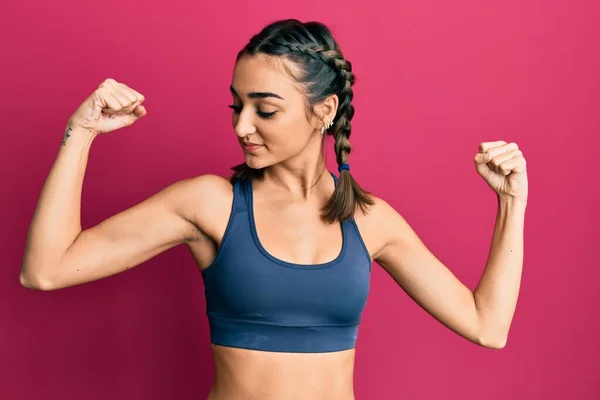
[205,343,356,400]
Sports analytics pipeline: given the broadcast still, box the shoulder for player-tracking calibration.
[353,194,409,260]
[166,174,234,237]
[165,174,232,209]
[356,194,406,227]
[183,174,234,202]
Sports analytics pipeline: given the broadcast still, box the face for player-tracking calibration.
[229,55,334,169]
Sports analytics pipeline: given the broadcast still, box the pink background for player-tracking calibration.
[1,0,598,399]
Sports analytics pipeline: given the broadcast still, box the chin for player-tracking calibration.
[243,154,271,170]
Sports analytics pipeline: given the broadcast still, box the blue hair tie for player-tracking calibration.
[338,163,350,172]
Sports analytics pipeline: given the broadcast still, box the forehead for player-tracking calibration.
[231,55,302,98]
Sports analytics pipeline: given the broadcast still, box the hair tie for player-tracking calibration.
[338,163,350,172]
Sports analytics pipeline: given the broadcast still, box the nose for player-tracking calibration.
[233,109,257,138]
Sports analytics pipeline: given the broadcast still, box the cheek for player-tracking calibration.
[265,114,311,147]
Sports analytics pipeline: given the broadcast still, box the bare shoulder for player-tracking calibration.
[353,195,408,260]
[368,196,405,224]
[180,174,233,203]
[175,174,234,237]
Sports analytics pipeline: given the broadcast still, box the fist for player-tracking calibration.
[474,140,528,202]
[68,78,147,135]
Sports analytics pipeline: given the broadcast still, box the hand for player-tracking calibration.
[474,141,528,202]
[67,78,147,136]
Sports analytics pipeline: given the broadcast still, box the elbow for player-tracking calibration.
[19,271,55,291]
[474,308,508,349]
[20,254,58,290]
[476,334,507,350]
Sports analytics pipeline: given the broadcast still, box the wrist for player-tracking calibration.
[62,122,97,147]
[497,194,527,210]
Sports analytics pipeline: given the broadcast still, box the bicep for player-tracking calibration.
[48,178,204,290]
[374,200,483,344]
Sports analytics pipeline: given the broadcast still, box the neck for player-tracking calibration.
[262,135,331,200]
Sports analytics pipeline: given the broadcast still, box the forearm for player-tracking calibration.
[21,123,96,287]
[473,195,527,347]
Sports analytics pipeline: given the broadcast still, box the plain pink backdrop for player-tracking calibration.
[1,1,598,399]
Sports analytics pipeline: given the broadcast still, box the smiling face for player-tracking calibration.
[229,54,334,170]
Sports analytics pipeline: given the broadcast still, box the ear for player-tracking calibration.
[313,94,339,129]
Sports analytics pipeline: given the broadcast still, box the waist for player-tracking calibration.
[208,342,356,400]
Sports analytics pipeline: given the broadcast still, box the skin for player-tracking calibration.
[191,54,362,399]
[229,54,338,191]
[22,54,525,399]
[190,54,525,399]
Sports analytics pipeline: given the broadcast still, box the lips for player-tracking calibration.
[241,142,264,152]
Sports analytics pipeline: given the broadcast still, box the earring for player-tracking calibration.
[321,120,334,135]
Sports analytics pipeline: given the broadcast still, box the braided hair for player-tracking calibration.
[230,19,374,223]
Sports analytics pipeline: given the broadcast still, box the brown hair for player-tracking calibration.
[230,19,374,223]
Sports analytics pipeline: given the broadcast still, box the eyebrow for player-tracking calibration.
[230,85,285,100]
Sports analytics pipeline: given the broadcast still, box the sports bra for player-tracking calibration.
[200,171,372,353]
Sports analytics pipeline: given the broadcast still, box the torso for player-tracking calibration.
[206,344,356,400]
[185,173,386,400]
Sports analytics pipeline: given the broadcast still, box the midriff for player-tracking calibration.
[206,343,356,400]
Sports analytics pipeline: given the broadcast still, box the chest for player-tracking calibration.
[199,181,374,328]
[252,200,344,265]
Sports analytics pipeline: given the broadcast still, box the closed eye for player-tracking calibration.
[227,104,277,119]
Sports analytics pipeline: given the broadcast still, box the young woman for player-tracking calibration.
[21,19,528,400]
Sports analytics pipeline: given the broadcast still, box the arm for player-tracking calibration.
[20,124,221,290]
[21,124,99,289]
[472,196,526,348]
[373,196,526,349]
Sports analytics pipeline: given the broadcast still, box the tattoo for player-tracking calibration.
[62,126,73,146]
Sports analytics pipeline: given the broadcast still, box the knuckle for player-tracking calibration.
[123,92,137,103]
[99,78,117,89]
[119,85,144,104]
[97,86,111,99]
[132,91,145,103]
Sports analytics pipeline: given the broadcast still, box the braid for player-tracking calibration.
[283,43,349,75]
[331,67,354,167]
[231,19,374,222]
[281,42,355,167]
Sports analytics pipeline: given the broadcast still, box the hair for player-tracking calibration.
[230,19,374,223]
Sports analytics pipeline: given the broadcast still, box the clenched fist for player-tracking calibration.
[66,78,147,140]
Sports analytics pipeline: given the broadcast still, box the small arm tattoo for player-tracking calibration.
[61,126,73,146]
[62,123,96,147]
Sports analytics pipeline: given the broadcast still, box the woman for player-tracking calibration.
[21,19,528,400]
